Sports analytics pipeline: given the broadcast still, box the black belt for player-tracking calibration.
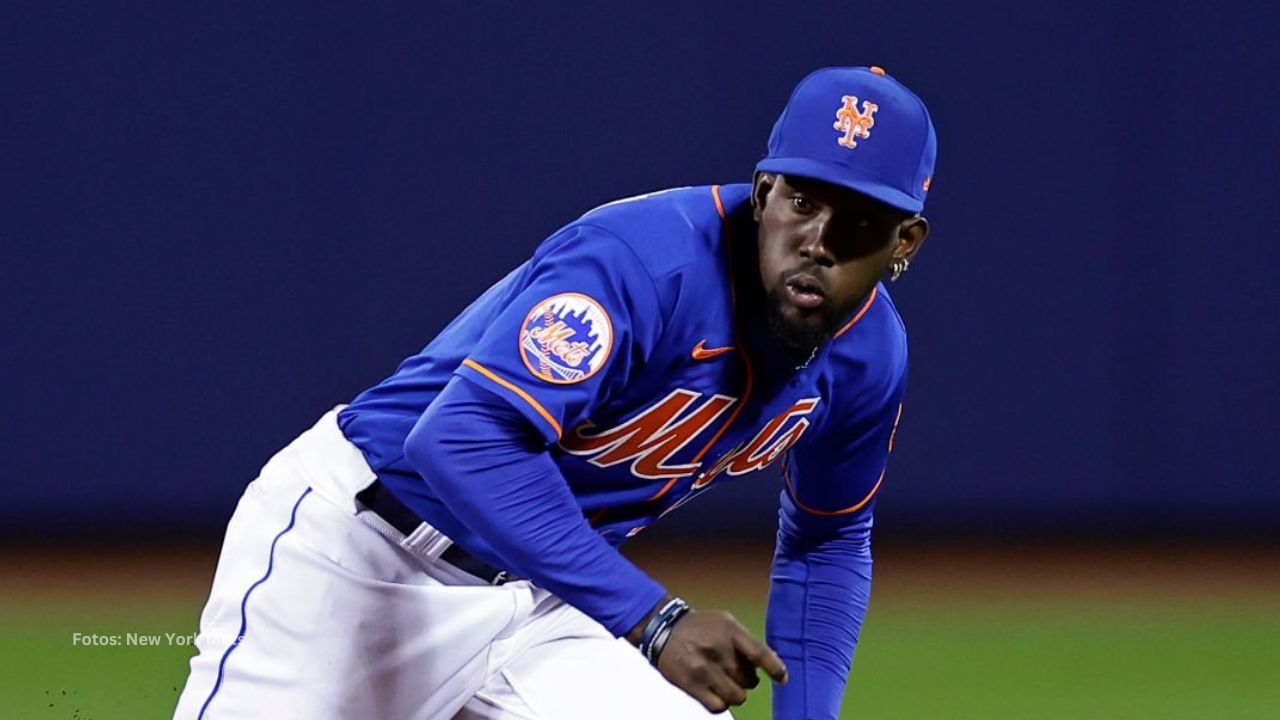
[355,480,512,585]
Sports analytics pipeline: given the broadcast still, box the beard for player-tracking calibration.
[763,284,837,354]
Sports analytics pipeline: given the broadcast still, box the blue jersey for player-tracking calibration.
[338,184,907,719]
[341,183,904,539]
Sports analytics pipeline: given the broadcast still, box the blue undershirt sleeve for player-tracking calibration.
[768,373,905,719]
[768,493,875,720]
[403,374,667,637]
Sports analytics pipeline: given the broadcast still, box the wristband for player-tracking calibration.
[639,596,691,665]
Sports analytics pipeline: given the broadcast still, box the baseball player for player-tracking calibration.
[174,65,935,720]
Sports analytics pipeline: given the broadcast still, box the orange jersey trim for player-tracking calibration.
[691,185,756,462]
[692,185,756,464]
[833,286,878,338]
[784,461,884,517]
[887,403,903,453]
[711,183,727,219]
[784,401,904,516]
[461,358,563,439]
[648,185,756,502]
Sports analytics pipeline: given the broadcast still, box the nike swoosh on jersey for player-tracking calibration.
[691,339,735,360]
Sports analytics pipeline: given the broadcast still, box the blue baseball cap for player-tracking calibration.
[756,66,937,214]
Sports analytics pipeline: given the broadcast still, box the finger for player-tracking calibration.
[706,666,750,708]
[729,654,761,690]
[690,686,728,714]
[723,645,760,689]
[732,632,789,684]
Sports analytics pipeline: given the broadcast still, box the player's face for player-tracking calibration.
[752,173,928,352]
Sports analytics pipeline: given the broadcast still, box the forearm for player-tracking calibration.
[767,510,873,720]
[402,376,666,636]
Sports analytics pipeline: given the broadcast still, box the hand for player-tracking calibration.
[641,607,789,713]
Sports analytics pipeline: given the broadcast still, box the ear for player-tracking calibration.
[893,215,930,262]
[751,172,776,222]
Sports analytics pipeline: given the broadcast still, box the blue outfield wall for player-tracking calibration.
[2,2,1276,539]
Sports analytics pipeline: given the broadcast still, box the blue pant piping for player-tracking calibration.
[196,486,312,719]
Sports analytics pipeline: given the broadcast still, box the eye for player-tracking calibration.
[790,195,812,213]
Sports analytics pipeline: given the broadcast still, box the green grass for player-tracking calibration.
[726,600,1280,720]
[1,598,1277,719]
[0,601,198,719]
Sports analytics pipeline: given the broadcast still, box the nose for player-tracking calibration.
[797,219,836,267]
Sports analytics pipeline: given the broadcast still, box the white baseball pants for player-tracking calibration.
[173,409,726,720]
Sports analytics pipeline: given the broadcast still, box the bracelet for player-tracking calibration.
[639,596,691,666]
[638,597,683,654]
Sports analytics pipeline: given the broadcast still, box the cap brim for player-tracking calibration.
[756,156,924,214]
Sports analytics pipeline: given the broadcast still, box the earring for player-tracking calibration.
[890,257,910,282]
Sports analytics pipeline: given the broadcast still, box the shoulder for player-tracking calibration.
[571,184,748,279]
[823,283,908,414]
[531,184,746,324]
[831,283,907,370]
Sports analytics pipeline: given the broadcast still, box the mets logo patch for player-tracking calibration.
[833,95,879,149]
[519,292,613,384]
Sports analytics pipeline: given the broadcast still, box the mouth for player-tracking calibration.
[783,272,826,310]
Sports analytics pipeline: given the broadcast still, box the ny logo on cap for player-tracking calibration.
[833,95,879,149]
